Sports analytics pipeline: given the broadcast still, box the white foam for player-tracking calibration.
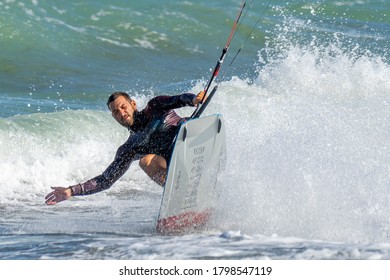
[0,110,129,204]
[96,36,133,48]
[211,36,390,243]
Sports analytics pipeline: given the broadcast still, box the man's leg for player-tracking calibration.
[139,154,167,186]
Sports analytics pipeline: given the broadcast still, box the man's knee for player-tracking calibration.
[139,155,152,171]
[139,154,167,186]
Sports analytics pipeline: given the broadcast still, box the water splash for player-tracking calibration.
[212,17,390,243]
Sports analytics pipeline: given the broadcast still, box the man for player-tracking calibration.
[45,90,205,205]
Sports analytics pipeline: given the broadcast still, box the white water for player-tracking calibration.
[212,40,390,243]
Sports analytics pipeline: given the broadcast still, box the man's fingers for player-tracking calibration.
[45,192,54,200]
[45,193,56,205]
[45,188,64,205]
[46,200,57,205]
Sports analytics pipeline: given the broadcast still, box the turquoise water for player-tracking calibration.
[1,0,390,259]
[1,0,388,117]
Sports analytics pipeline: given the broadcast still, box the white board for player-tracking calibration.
[156,114,226,234]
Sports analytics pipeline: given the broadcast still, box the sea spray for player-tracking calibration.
[213,22,390,242]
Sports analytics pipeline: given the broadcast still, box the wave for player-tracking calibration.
[212,33,390,243]
[0,110,128,204]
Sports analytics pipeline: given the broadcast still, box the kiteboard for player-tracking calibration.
[156,114,226,234]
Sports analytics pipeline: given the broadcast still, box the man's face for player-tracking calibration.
[108,96,137,128]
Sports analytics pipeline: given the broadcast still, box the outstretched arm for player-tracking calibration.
[45,138,139,205]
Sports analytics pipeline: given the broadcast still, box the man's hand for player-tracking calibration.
[45,186,72,205]
[193,90,206,106]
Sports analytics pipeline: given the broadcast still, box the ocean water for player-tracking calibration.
[1,0,390,260]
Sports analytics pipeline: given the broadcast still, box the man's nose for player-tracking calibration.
[119,108,126,117]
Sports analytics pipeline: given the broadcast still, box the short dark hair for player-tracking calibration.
[107,92,132,109]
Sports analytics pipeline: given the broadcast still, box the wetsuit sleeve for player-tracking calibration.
[148,93,196,111]
[70,139,138,196]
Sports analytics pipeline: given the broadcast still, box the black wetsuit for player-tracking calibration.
[70,93,195,196]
